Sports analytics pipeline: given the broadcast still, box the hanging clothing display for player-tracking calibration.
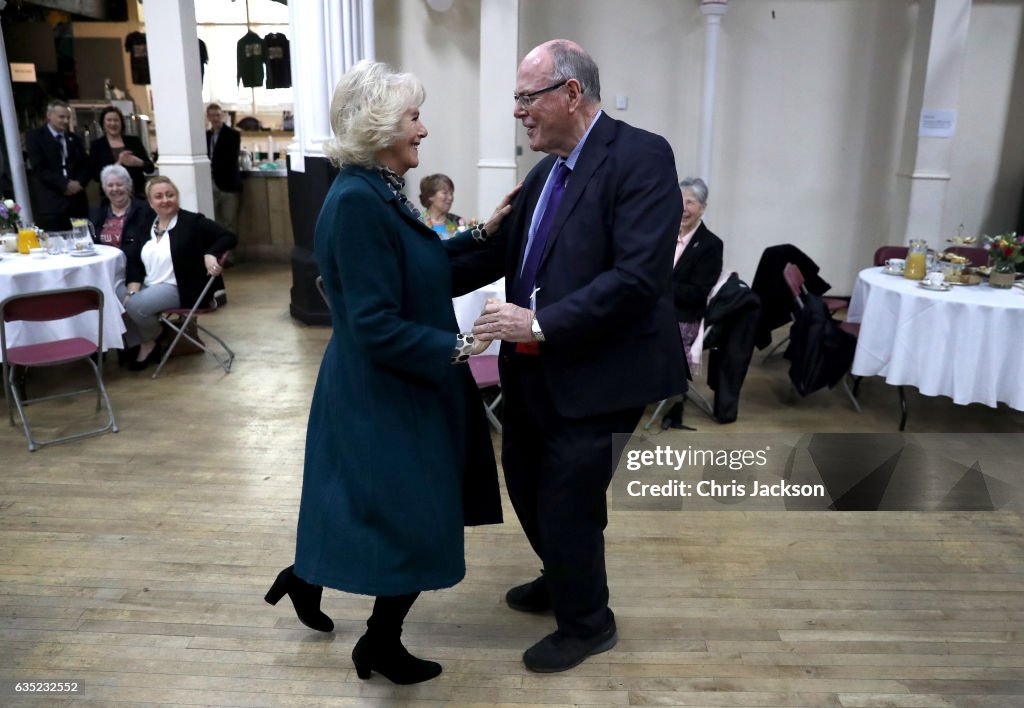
[263,32,292,89]
[124,31,150,85]
[237,30,265,88]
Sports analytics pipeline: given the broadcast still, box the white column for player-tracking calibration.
[288,0,373,173]
[144,0,211,214]
[476,0,519,220]
[698,0,728,186]
[0,0,32,222]
[894,0,971,244]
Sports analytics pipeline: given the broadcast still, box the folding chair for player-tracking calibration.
[873,245,909,266]
[1,286,118,452]
[315,275,330,309]
[468,355,502,434]
[151,255,235,379]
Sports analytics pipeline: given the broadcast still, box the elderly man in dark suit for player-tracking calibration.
[205,103,242,233]
[470,39,684,673]
[25,99,90,231]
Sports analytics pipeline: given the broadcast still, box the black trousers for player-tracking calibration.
[501,355,643,638]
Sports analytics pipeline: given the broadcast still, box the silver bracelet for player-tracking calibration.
[451,332,476,364]
[470,225,490,243]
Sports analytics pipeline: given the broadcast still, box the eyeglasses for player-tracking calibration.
[513,80,568,109]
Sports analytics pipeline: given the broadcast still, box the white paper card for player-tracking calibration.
[919,109,957,138]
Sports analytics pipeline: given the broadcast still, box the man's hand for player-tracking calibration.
[65,180,83,195]
[472,298,534,343]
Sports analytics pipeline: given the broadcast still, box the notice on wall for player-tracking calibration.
[10,63,37,83]
[919,109,957,138]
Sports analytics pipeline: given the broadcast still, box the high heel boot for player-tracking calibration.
[351,632,442,685]
[264,565,334,632]
[351,592,441,684]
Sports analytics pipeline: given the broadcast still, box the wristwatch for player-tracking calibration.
[530,314,545,342]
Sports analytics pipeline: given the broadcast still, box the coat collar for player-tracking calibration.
[344,164,437,239]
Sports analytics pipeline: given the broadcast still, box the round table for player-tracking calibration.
[0,245,126,362]
[846,266,1024,410]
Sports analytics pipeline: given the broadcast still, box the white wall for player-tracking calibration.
[379,0,1024,293]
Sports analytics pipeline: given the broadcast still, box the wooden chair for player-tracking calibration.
[1,286,118,451]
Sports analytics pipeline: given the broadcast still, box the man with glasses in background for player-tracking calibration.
[470,39,685,673]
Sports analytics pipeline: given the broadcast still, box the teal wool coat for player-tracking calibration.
[294,166,501,596]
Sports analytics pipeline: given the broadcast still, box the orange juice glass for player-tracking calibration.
[17,227,40,254]
[903,239,928,280]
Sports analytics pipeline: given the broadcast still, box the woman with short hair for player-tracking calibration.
[265,60,515,685]
[419,173,463,238]
[89,105,154,198]
[88,164,154,251]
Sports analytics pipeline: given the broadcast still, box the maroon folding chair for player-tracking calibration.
[468,355,502,434]
[944,246,988,268]
[873,246,909,266]
[1,286,118,452]
[151,254,235,379]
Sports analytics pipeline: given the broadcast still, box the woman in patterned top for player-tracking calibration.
[419,173,463,238]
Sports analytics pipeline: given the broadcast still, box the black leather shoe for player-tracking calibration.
[264,565,334,632]
[127,342,161,371]
[523,626,618,673]
[505,574,552,613]
[351,633,442,685]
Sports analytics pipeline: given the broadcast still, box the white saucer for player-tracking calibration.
[70,250,98,258]
[918,281,951,292]
[881,267,905,276]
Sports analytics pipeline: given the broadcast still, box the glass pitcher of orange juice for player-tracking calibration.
[904,239,928,280]
[17,225,41,254]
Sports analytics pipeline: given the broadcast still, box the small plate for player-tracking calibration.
[70,250,99,258]
[881,266,905,276]
[918,281,952,292]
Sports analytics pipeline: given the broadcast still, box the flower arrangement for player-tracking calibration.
[0,198,23,231]
[984,232,1024,266]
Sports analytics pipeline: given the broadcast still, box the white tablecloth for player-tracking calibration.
[453,278,505,355]
[847,266,1024,410]
[0,245,126,362]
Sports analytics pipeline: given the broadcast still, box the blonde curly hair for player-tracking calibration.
[324,60,426,168]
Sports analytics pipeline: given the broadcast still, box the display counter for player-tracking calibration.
[237,168,292,262]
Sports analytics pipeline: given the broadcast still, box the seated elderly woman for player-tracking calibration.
[88,164,155,251]
[116,176,237,371]
[662,176,723,429]
[419,173,463,238]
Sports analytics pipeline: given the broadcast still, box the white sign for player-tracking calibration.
[10,63,37,83]
[919,109,957,138]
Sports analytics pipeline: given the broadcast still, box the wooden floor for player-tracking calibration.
[2,263,1022,707]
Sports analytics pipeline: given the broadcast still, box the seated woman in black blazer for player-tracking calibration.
[88,164,155,252]
[663,177,723,428]
[116,176,237,370]
[89,105,154,198]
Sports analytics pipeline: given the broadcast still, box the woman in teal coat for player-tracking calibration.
[264,60,513,685]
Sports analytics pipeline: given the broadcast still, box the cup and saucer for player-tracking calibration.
[918,273,951,291]
[881,258,905,276]
[71,246,98,258]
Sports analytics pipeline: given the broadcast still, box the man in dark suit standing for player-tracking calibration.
[471,40,685,672]
[25,100,90,231]
[206,103,242,234]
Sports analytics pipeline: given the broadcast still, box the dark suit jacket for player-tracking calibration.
[206,126,242,192]
[672,221,723,323]
[25,124,90,217]
[124,209,237,308]
[89,135,155,198]
[451,113,685,418]
[88,198,155,252]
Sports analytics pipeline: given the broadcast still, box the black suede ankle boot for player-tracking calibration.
[264,565,334,632]
[351,632,442,684]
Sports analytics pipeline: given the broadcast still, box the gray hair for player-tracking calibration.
[46,99,70,113]
[100,164,131,189]
[323,60,426,168]
[549,41,601,103]
[679,177,708,206]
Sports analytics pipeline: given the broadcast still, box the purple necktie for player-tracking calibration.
[515,162,571,307]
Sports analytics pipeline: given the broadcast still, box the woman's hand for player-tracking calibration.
[117,151,145,168]
[470,335,491,355]
[483,182,523,235]
[205,254,223,276]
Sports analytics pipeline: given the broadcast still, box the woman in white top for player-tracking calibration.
[117,176,237,370]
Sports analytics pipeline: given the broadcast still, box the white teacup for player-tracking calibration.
[0,234,17,252]
[924,271,945,287]
[886,258,906,270]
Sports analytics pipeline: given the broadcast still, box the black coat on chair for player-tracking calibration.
[672,221,723,323]
[751,244,832,350]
